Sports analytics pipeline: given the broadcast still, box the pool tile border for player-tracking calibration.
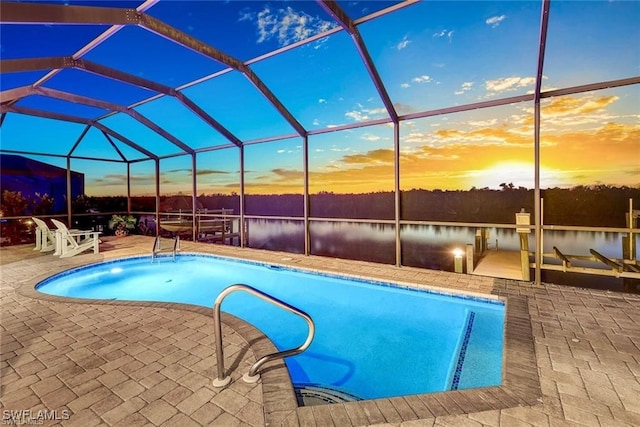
[19,251,541,426]
[451,311,476,390]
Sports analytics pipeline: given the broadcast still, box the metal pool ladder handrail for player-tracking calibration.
[212,283,315,387]
[151,236,179,262]
[151,236,160,262]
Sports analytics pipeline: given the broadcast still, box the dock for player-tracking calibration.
[463,204,639,284]
[472,250,525,281]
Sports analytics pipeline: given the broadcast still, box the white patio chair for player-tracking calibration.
[31,217,56,252]
[50,218,101,258]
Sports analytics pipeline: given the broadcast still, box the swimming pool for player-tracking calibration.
[36,253,505,402]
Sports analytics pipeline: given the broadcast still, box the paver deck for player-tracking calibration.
[1,235,639,426]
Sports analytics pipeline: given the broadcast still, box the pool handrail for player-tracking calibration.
[151,236,160,262]
[212,283,315,387]
[151,235,179,262]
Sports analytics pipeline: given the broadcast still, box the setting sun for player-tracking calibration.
[473,162,534,189]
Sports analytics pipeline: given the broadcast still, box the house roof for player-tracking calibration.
[0,154,83,179]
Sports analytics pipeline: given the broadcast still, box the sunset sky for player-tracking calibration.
[1,0,638,196]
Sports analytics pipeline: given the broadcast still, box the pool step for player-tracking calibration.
[294,384,361,406]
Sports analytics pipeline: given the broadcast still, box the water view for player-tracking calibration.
[245,218,639,292]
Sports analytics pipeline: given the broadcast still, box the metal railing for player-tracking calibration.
[151,235,179,262]
[212,283,315,387]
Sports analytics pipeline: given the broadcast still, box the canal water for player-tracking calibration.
[244,219,639,293]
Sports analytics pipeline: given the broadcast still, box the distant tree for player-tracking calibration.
[1,190,29,216]
[32,193,55,215]
[499,182,515,190]
[0,190,31,245]
[71,194,91,213]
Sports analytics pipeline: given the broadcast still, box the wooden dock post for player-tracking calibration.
[466,244,474,273]
[243,219,249,246]
[474,228,492,255]
[623,200,639,292]
[622,235,635,260]
[475,229,483,256]
[519,234,530,281]
[623,199,638,260]
[516,209,531,281]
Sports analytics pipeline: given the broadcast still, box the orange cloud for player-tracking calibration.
[542,95,618,116]
[243,168,305,194]
[342,149,395,164]
[542,121,639,170]
[271,168,304,180]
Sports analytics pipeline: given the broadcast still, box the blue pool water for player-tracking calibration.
[36,254,505,401]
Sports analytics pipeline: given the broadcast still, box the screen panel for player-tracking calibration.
[359,1,541,114]
[250,31,388,130]
[540,85,640,228]
[0,114,86,155]
[196,148,241,215]
[135,96,228,151]
[244,138,303,216]
[400,101,535,224]
[130,159,156,212]
[181,71,296,142]
[309,124,395,219]
[544,1,640,89]
[100,113,186,157]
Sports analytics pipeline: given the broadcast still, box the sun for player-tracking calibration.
[474,162,534,189]
[474,162,572,190]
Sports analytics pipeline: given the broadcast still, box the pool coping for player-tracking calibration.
[19,254,542,425]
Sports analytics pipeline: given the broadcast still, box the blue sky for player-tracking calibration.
[0,0,638,196]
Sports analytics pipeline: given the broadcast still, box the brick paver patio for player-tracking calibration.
[1,236,639,426]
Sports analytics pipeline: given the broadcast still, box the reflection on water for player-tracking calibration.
[244,219,638,292]
[246,218,305,254]
[310,222,396,265]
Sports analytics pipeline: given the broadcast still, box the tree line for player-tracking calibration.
[3,185,638,228]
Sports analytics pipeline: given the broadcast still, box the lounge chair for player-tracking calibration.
[50,219,101,258]
[32,217,56,252]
